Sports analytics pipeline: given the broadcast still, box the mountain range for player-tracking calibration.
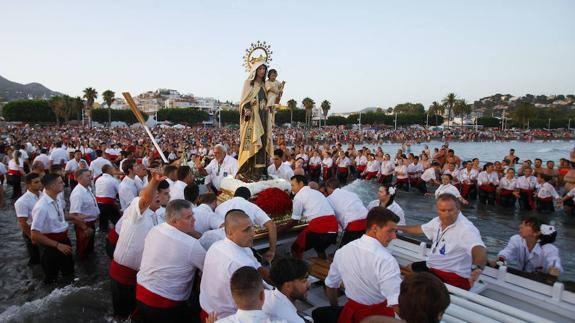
[0,74,61,101]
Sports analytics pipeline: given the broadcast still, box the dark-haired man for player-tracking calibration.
[89,149,112,179]
[281,175,338,259]
[313,207,401,323]
[119,159,138,211]
[69,169,98,260]
[95,164,120,232]
[399,194,487,290]
[171,166,195,201]
[263,257,310,323]
[15,172,43,265]
[325,178,368,246]
[268,149,294,181]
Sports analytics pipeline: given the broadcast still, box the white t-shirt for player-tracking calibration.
[498,234,563,274]
[516,176,537,190]
[119,176,139,211]
[49,147,69,165]
[170,180,188,201]
[95,173,119,198]
[31,194,69,234]
[380,161,395,176]
[113,198,163,270]
[89,157,112,179]
[327,188,368,229]
[200,238,261,318]
[477,171,499,186]
[15,190,42,225]
[193,204,221,234]
[33,154,50,169]
[420,167,436,182]
[216,309,285,323]
[137,222,206,301]
[421,213,485,278]
[215,197,271,228]
[267,163,294,181]
[69,184,100,222]
[199,227,226,251]
[499,177,517,191]
[262,288,304,323]
[325,235,401,306]
[291,186,335,223]
[536,182,559,199]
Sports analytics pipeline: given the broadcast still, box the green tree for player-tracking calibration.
[442,93,457,128]
[102,90,116,128]
[428,101,444,126]
[83,87,98,126]
[453,99,472,126]
[394,103,425,114]
[512,102,537,128]
[287,99,297,125]
[302,97,315,127]
[2,100,56,122]
[320,100,331,127]
[48,96,65,125]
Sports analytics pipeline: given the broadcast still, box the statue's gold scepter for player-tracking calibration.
[122,92,169,164]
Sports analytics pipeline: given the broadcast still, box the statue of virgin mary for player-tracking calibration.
[236,58,274,181]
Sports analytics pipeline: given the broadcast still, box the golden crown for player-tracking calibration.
[242,41,273,72]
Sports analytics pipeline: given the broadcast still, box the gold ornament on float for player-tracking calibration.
[242,40,273,72]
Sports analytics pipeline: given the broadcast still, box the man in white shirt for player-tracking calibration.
[415,162,441,193]
[163,165,178,190]
[89,149,112,179]
[399,194,487,290]
[215,187,277,262]
[95,165,120,232]
[109,173,170,319]
[200,210,268,320]
[33,148,50,170]
[49,142,69,167]
[64,150,86,190]
[325,178,368,246]
[280,175,338,259]
[193,193,222,234]
[119,159,139,211]
[195,144,238,192]
[136,199,206,322]
[216,266,283,323]
[314,207,402,322]
[31,174,86,283]
[170,166,195,201]
[69,169,98,260]
[263,257,310,323]
[268,149,294,181]
[14,173,43,265]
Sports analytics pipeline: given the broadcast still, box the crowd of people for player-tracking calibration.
[0,123,573,323]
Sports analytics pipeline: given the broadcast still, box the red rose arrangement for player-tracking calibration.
[254,188,292,218]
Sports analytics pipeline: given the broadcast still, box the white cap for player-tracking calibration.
[540,224,556,235]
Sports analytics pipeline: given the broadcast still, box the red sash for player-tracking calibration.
[199,309,209,323]
[323,167,332,180]
[7,169,21,176]
[292,215,338,259]
[75,220,96,260]
[460,183,474,197]
[429,268,471,290]
[136,284,182,309]
[364,171,378,180]
[338,299,394,323]
[396,178,408,184]
[479,184,497,192]
[345,219,367,232]
[107,228,119,245]
[109,259,138,286]
[409,177,422,185]
[538,196,553,203]
[338,167,349,173]
[45,231,69,243]
[96,197,116,205]
[310,164,320,169]
[499,188,514,196]
[356,165,366,172]
[519,189,536,209]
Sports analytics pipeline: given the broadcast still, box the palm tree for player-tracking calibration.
[321,100,331,127]
[512,102,536,128]
[442,93,457,128]
[302,97,315,127]
[102,90,116,128]
[453,99,472,126]
[428,101,444,126]
[48,96,64,126]
[83,87,98,127]
[287,99,297,125]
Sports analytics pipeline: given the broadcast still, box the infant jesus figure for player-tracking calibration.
[265,68,285,113]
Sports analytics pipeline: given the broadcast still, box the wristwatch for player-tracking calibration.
[471,264,485,271]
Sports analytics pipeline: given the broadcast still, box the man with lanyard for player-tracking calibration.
[30,173,87,283]
[325,178,368,246]
[95,164,120,232]
[399,194,487,290]
[280,175,338,259]
[109,173,169,319]
[14,173,43,265]
[194,144,238,193]
[69,169,98,260]
[263,257,311,323]
[314,207,402,323]
[200,210,269,321]
[136,199,206,322]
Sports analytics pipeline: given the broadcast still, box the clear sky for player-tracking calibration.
[1,0,574,112]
